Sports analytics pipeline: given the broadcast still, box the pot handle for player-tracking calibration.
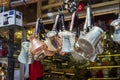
[33,18,41,35]
[74,12,80,38]
[29,18,41,41]
[52,14,60,31]
[40,21,47,39]
[60,12,66,31]
[69,11,76,32]
[84,3,95,32]
[69,11,80,38]
[34,18,47,40]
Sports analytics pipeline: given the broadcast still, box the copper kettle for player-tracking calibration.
[29,18,47,55]
[46,14,62,51]
[29,34,47,55]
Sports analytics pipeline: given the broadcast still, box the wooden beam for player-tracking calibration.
[24,0,119,26]
[24,8,119,26]
[42,0,119,18]
[11,0,38,7]
[10,0,53,7]
[41,0,119,11]
[91,0,119,9]
[43,10,119,25]
[42,2,63,10]
[42,10,68,18]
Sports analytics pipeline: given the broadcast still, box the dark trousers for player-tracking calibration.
[37,77,43,80]
[25,77,43,80]
[26,77,43,80]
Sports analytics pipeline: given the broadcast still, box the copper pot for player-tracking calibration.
[29,35,47,55]
[44,49,55,56]
[45,35,62,52]
[45,14,62,51]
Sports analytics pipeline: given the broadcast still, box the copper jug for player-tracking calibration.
[29,35,47,55]
[46,14,62,51]
[44,49,55,56]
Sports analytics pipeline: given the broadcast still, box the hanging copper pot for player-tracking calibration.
[44,49,55,56]
[45,36,62,52]
[45,14,62,52]
[29,34,47,55]
[29,18,47,55]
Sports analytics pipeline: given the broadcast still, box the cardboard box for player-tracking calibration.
[0,10,23,28]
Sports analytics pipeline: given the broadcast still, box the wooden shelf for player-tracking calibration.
[65,72,75,76]
[24,0,119,26]
[11,0,38,7]
[42,0,119,18]
[50,71,75,76]
[10,0,49,7]
[42,2,63,10]
[87,66,120,69]
[51,71,64,74]
[88,78,119,80]
[98,54,120,57]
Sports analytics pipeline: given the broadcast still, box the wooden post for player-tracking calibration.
[7,28,15,80]
[48,0,55,12]
[37,0,42,18]
[20,27,27,80]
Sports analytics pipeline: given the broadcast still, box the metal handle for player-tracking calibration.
[52,14,60,30]
[34,18,40,35]
[69,11,76,32]
[60,13,65,31]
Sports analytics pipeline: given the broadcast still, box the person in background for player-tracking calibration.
[29,60,44,80]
